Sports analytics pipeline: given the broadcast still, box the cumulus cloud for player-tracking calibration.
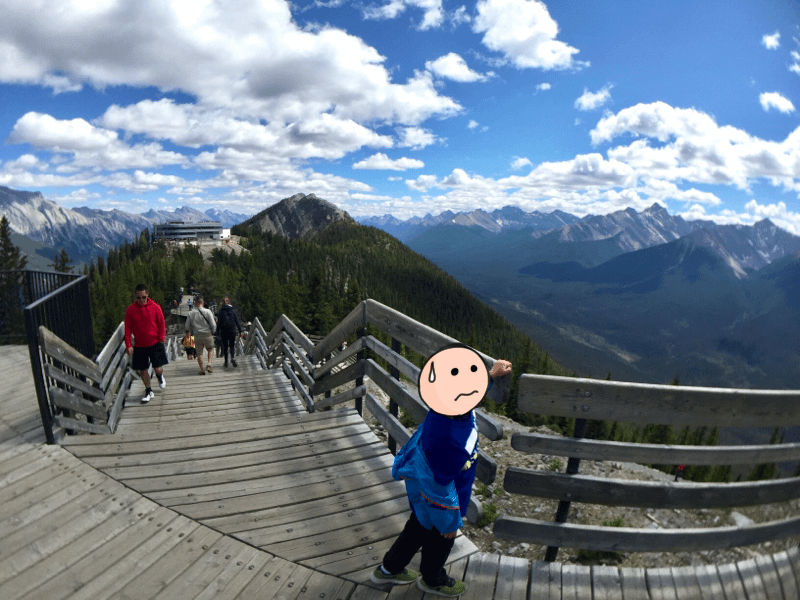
[353,153,425,170]
[0,0,460,130]
[397,126,439,149]
[759,91,795,113]
[535,82,551,92]
[473,0,584,70]
[426,53,487,82]
[511,157,532,170]
[575,85,613,111]
[591,101,800,191]
[762,31,780,50]
[362,0,444,30]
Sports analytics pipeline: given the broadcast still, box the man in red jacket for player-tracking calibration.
[124,283,168,403]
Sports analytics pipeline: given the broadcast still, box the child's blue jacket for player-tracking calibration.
[392,410,478,535]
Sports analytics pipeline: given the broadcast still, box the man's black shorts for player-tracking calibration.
[132,342,169,371]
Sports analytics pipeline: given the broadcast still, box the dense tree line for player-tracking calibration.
[77,220,789,482]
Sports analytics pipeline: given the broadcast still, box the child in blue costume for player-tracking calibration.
[371,343,512,597]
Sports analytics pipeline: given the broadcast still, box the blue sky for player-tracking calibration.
[1,0,799,231]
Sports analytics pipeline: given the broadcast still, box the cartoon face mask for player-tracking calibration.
[418,345,490,416]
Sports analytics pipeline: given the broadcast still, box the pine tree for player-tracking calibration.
[0,215,28,343]
[51,248,74,273]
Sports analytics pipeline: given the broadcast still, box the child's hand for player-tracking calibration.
[489,360,512,378]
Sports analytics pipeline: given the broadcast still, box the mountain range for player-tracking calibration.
[360,203,800,389]
[0,186,251,266]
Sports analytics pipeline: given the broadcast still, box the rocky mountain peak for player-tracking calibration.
[239,193,353,239]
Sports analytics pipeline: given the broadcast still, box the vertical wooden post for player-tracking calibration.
[544,417,588,562]
[388,337,401,455]
[355,326,365,416]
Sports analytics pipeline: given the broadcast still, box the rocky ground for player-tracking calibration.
[354,377,800,569]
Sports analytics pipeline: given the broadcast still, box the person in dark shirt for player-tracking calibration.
[371,343,512,596]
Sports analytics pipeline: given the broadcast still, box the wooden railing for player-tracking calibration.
[38,322,179,439]
[493,374,800,560]
[243,298,511,523]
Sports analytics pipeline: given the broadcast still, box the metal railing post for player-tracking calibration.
[544,417,588,562]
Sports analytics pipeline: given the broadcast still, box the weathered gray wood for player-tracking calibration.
[592,565,623,600]
[754,554,783,600]
[364,393,411,446]
[314,336,366,379]
[646,567,678,600]
[39,326,103,383]
[770,551,800,600]
[475,409,503,442]
[281,330,314,375]
[519,373,800,428]
[314,385,366,410]
[529,561,562,600]
[45,363,105,401]
[366,299,458,359]
[511,432,800,465]
[315,360,365,396]
[495,555,528,600]
[365,334,420,383]
[49,386,107,421]
[717,561,750,600]
[619,567,650,600]
[282,361,314,411]
[100,340,126,390]
[503,467,800,510]
[737,558,769,600]
[693,564,727,600]
[260,314,282,347]
[282,339,314,388]
[313,301,366,362]
[561,563,592,600]
[365,359,427,423]
[493,515,800,553]
[280,314,315,357]
[95,321,124,373]
[671,566,704,599]
[107,371,131,432]
[461,553,499,600]
[53,414,112,434]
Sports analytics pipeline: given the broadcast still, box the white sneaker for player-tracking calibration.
[159,377,166,389]
[141,390,154,403]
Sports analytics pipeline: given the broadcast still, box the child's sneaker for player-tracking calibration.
[369,566,418,585]
[158,376,166,389]
[141,390,154,403]
[417,576,466,597]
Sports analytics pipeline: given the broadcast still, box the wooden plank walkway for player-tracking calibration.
[2,344,800,598]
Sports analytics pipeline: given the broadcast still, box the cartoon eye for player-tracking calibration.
[451,368,459,376]
[471,365,478,372]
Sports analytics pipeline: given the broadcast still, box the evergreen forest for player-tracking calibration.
[2,216,790,482]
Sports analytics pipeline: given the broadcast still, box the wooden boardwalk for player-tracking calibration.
[2,344,800,598]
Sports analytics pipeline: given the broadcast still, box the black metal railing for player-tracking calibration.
[21,271,95,444]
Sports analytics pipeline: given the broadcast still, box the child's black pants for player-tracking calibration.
[382,512,455,586]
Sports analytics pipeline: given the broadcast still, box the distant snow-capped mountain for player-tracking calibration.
[356,206,579,241]
[0,186,252,264]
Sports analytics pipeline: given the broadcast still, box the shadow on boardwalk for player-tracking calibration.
[2,345,800,599]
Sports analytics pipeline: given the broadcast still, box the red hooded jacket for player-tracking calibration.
[124,298,166,349]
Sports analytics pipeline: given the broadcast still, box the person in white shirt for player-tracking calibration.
[185,295,216,374]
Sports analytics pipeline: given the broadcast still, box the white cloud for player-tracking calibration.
[397,126,439,149]
[0,0,460,133]
[362,0,444,30]
[473,0,584,70]
[511,157,532,170]
[575,85,613,111]
[535,82,551,92]
[353,153,425,170]
[426,53,487,82]
[762,31,780,50]
[468,120,480,129]
[759,91,795,113]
